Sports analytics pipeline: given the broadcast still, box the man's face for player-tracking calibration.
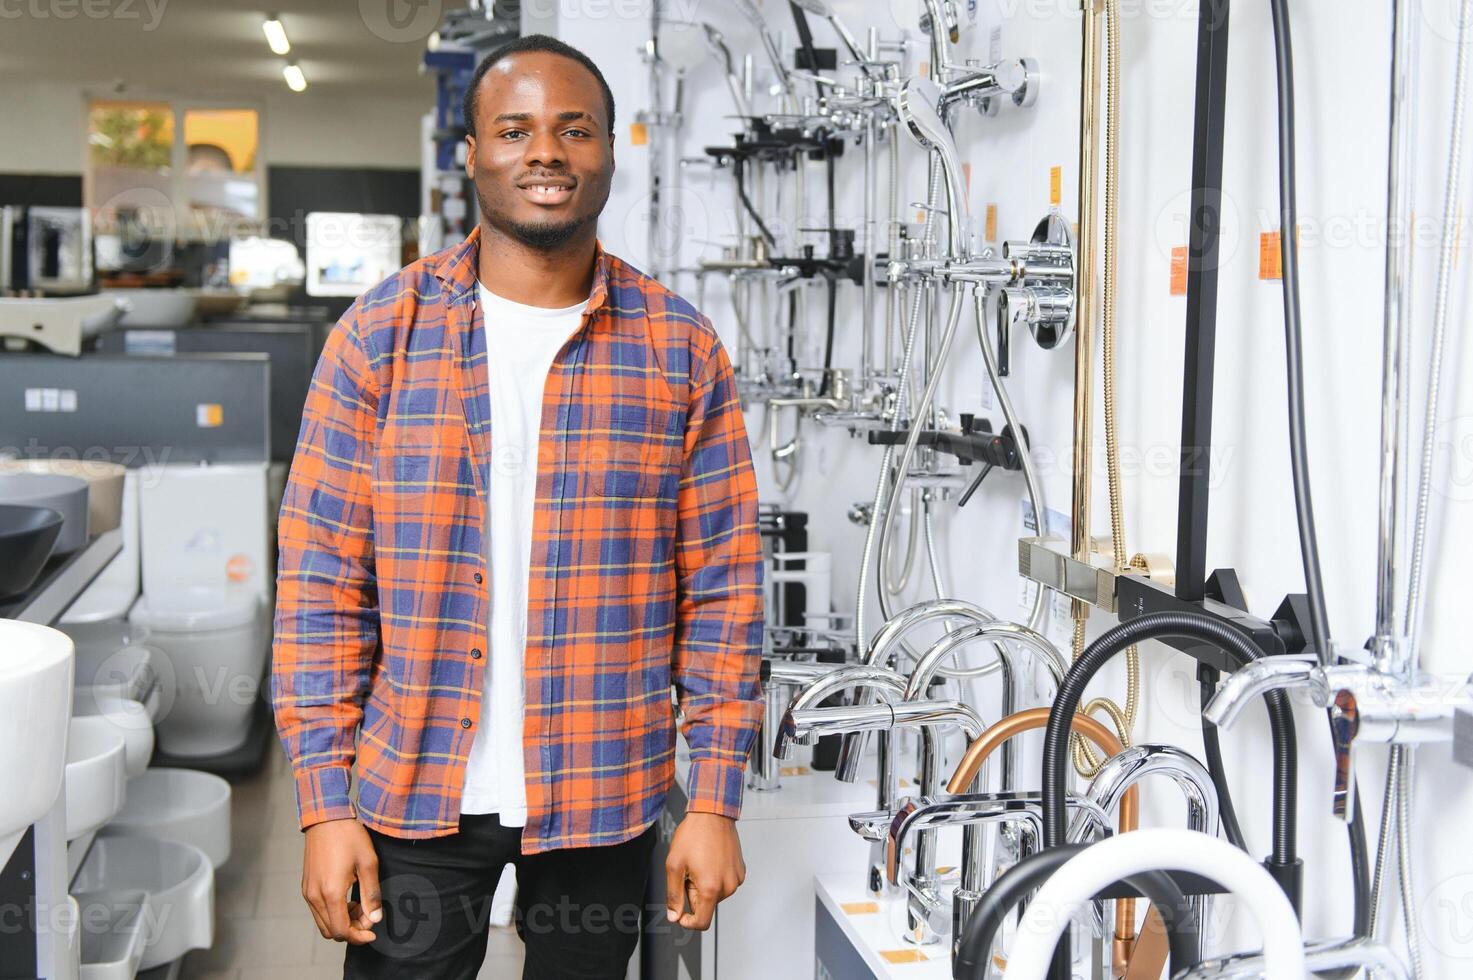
[465,50,615,252]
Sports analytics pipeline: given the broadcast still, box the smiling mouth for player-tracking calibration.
[519,181,576,206]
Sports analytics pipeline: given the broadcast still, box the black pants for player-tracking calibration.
[343,813,659,980]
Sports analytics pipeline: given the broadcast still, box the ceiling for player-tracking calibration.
[0,0,448,99]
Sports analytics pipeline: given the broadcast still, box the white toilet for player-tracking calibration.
[128,464,271,759]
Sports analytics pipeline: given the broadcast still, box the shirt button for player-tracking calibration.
[473,572,483,584]
[461,717,472,729]
[471,648,482,659]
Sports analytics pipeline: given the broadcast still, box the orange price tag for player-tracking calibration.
[1170,246,1189,295]
[841,901,880,915]
[1049,165,1062,207]
[985,203,998,243]
[1260,231,1282,280]
[880,949,929,964]
[629,122,648,146]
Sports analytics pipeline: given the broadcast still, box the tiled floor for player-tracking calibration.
[183,741,525,979]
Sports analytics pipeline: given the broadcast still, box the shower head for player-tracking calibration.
[728,0,796,100]
[786,0,875,75]
[702,23,736,75]
[730,0,765,26]
[895,76,971,258]
[701,23,752,118]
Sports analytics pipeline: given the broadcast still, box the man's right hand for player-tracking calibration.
[302,818,383,944]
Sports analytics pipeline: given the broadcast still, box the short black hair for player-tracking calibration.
[461,34,616,139]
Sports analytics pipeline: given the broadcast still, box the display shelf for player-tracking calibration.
[814,873,953,980]
[0,528,123,626]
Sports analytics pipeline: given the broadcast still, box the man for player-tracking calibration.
[271,34,764,980]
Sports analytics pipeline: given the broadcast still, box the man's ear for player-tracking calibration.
[464,136,477,180]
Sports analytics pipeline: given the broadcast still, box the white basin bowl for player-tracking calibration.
[0,619,74,867]
[102,288,198,329]
[73,889,148,980]
[70,692,153,779]
[64,716,128,840]
[71,836,213,970]
[101,768,231,868]
[61,619,160,715]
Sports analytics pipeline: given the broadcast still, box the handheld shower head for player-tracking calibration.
[701,22,751,117]
[729,0,796,100]
[785,0,873,72]
[701,23,735,74]
[895,76,971,258]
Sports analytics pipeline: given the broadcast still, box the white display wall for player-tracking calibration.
[555,0,1473,970]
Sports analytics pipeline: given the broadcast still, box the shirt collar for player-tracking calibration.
[433,225,613,320]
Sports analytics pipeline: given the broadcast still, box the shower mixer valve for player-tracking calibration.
[1206,657,1473,819]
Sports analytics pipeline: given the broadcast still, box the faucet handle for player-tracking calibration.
[1328,689,1360,821]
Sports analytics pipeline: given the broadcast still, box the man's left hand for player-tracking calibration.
[664,812,745,930]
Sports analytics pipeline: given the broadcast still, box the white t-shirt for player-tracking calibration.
[460,280,588,822]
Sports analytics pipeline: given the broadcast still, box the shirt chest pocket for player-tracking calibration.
[584,400,684,499]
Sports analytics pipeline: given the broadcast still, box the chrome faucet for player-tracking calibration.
[776,664,943,895]
[837,599,1002,786]
[1204,656,1473,819]
[1077,742,1220,964]
[778,696,986,943]
[1179,937,1408,980]
[902,621,1067,793]
[885,791,1112,962]
[748,657,853,792]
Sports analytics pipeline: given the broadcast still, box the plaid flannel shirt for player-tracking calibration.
[271,228,764,853]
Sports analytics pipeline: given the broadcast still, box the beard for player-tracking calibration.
[475,180,599,252]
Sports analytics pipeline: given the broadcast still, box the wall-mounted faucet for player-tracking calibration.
[1179,936,1409,980]
[1204,657,1472,820]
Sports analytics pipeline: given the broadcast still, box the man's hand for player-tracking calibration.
[302,818,382,944]
[664,812,745,931]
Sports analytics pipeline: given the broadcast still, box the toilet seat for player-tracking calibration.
[130,589,259,632]
[62,582,141,624]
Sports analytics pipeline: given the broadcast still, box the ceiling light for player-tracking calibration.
[283,62,307,92]
[263,16,290,56]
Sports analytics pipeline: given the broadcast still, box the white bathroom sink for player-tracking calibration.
[63,715,128,840]
[0,619,74,867]
[102,768,231,868]
[73,889,149,980]
[70,692,154,779]
[72,836,213,970]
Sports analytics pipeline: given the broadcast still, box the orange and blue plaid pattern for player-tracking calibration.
[270,228,764,853]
